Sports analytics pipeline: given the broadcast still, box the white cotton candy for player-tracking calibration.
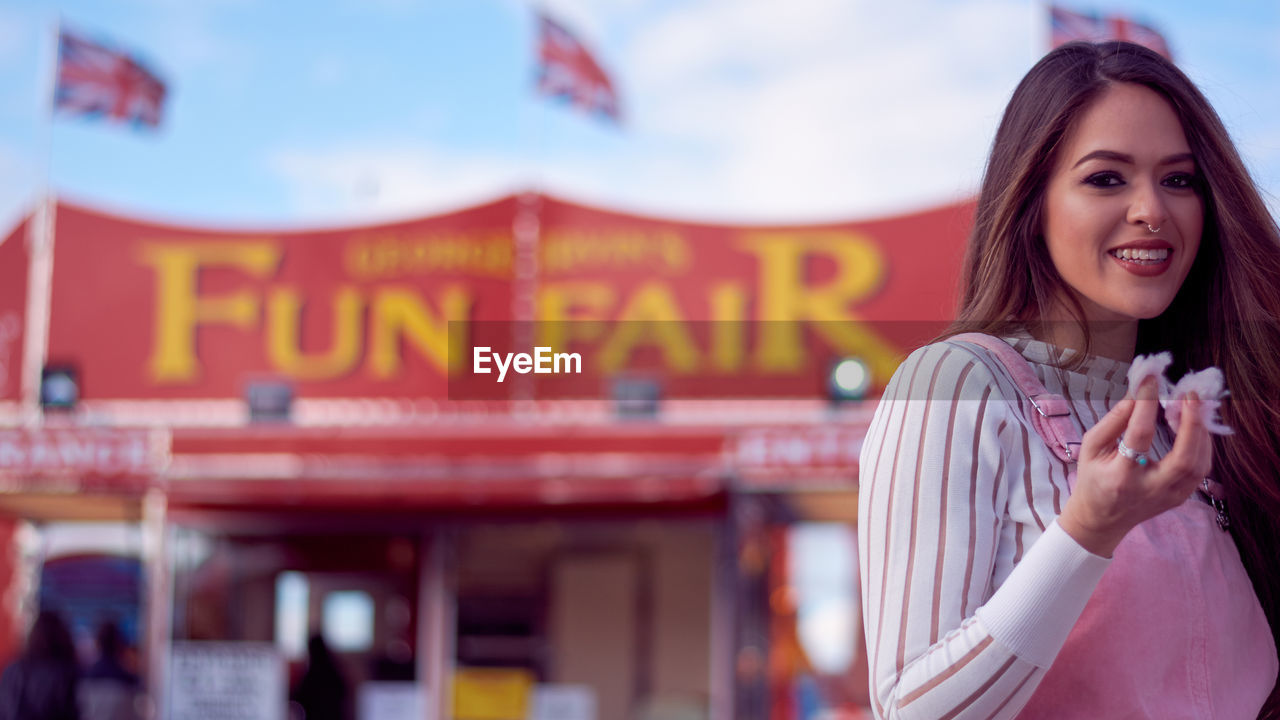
[1165,367,1234,435]
[1126,352,1173,401]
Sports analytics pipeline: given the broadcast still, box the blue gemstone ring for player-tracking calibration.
[1117,437,1151,467]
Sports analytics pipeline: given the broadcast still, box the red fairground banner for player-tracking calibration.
[0,218,27,403]
[48,198,517,400]
[475,195,970,399]
[42,194,971,401]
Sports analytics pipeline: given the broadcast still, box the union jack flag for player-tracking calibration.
[1050,5,1172,60]
[54,29,168,129]
[535,12,621,124]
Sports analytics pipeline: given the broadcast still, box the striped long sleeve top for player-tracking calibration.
[857,336,1172,719]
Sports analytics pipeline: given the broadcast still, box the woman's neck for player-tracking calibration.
[1033,308,1138,362]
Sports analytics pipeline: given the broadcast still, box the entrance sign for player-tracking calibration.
[169,641,285,720]
[0,428,165,478]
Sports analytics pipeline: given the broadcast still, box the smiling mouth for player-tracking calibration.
[1108,248,1169,264]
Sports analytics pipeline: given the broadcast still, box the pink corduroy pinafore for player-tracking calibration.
[955,334,1278,719]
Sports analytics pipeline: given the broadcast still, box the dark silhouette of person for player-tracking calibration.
[79,620,141,720]
[0,609,80,720]
[292,634,349,720]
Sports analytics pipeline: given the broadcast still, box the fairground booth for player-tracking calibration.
[0,192,970,720]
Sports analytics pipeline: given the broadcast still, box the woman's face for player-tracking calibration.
[1042,82,1203,333]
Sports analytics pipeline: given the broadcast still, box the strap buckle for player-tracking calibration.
[1198,478,1231,532]
[1029,394,1078,462]
[1028,393,1072,418]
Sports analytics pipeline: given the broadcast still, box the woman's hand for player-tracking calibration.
[1057,376,1214,557]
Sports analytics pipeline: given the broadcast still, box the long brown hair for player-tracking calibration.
[947,40,1280,715]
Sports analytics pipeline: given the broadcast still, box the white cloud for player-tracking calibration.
[267,0,1280,228]
[523,0,1037,220]
[266,141,530,222]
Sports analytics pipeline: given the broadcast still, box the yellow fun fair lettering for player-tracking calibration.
[597,282,699,373]
[541,229,691,274]
[534,229,897,375]
[266,287,363,380]
[737,230,899,379]
[708,282,746,373]
[140,240,472,384]
[138,231,896,385]
[535,282,617,350]
[138,242,282,383]
[345,232,512,278]
[367,286,473,378]
[536,281,746,374]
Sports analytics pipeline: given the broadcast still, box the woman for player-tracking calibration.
[858,41,1280,719]
[0,610,80,720]
[292,633,350,720]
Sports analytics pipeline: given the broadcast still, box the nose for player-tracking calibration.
[1126,178,1169,231]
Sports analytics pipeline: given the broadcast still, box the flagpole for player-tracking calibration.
[21,15,61,425]
[509,4,546,411]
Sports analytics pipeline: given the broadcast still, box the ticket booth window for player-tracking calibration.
[323,590,374,652]
[274,571,309,660]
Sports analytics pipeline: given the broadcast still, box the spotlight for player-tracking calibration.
[40,364,79,411]
[828,357,870,403]
[245,379,294,423]
[610,375,661,419]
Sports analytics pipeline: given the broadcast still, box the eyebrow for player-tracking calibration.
[1072,150,1196,168]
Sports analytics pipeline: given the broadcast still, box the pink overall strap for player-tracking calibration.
[950,333,1081,464]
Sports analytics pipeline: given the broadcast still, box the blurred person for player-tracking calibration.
[859,41,1280,718]
[0,609,80,720]
[292,633,349,720]
[77,620,141,720]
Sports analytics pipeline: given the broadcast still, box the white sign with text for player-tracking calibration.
[529,684,596,720]
[169,641,285,720]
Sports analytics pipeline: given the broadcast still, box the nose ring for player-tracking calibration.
[1147,224,1161,234]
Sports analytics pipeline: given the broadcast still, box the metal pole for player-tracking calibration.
[420,527,456,720]
[142,488,173,720]
[20,18,61,423]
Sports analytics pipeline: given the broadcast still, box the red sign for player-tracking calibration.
[0,428,165,477]
[0,218,27,403]
[518,195,966,399]
[728,424,867,489]
[44,194,971,401]
[49,198,516,400]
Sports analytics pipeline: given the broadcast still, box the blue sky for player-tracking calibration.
[1,0,1278,231]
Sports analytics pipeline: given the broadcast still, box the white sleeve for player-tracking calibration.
[858,342,1111,719]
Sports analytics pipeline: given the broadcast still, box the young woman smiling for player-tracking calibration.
[859,42,1280,719]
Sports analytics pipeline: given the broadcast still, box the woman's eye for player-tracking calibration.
[1163,173,1199,189]
[1084,172,1123,187]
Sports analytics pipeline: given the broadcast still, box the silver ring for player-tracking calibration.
[1117,437,1150,466]
[1147,224,1161,234]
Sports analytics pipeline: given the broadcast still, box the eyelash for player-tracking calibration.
[1083,171,1199,189]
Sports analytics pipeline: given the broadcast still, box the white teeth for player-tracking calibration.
[1113,248,1168,262]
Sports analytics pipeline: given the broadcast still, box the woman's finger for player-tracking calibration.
[1081,394,1135,458]
[1173,392,1213,478]
[1122,375,1161,452]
